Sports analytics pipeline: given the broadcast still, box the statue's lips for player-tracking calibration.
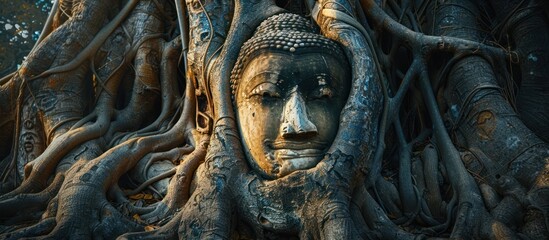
[274,148,324,160]
[266,140,329,150]
[264,140,329,160]
[269,144,327,176]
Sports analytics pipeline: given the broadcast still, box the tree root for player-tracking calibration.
[14,108,192,237]
[1,115,111,200]
[144,135,206,220]
[119,211,182,239]
[374,177,402,219]
[130,38,183,136]
[126,146,192,197]
[1,57,126,200]
[106,36,163,141]
[0,173,63,222]
[421,144,443,219]
[354,184,416,239]
[418,69,493,238]
[2,217,56,240]
[29,0,140,81]
[16,49,197,236]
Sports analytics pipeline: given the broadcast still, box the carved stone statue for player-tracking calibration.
[231,13,351,178]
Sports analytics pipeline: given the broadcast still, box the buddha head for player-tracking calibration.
[231,13,351,179]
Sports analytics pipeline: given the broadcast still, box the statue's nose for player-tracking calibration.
[280,90,318,138]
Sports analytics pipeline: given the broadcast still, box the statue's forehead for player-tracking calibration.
[239,53,335,89]
[243,52,332,74]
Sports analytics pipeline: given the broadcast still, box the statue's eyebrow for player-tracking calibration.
[247,71,279,83]
[247,71,291,85]
[244,71,280,93]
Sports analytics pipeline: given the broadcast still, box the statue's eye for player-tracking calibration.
[249,83,281,99]
[309,86,334,100]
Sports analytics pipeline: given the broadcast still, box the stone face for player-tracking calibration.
[235,52,351,179]
[232,13,351,179]
[0,0,52,77]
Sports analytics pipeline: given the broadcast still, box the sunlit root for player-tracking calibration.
[29,0,140,81]
[1,58,126,200]
[127,146,192,197]
[31,108,191,237]
[133,38,183,136]
[129,134,207,227]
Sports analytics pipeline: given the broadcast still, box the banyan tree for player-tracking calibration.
[0,0,548,239]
